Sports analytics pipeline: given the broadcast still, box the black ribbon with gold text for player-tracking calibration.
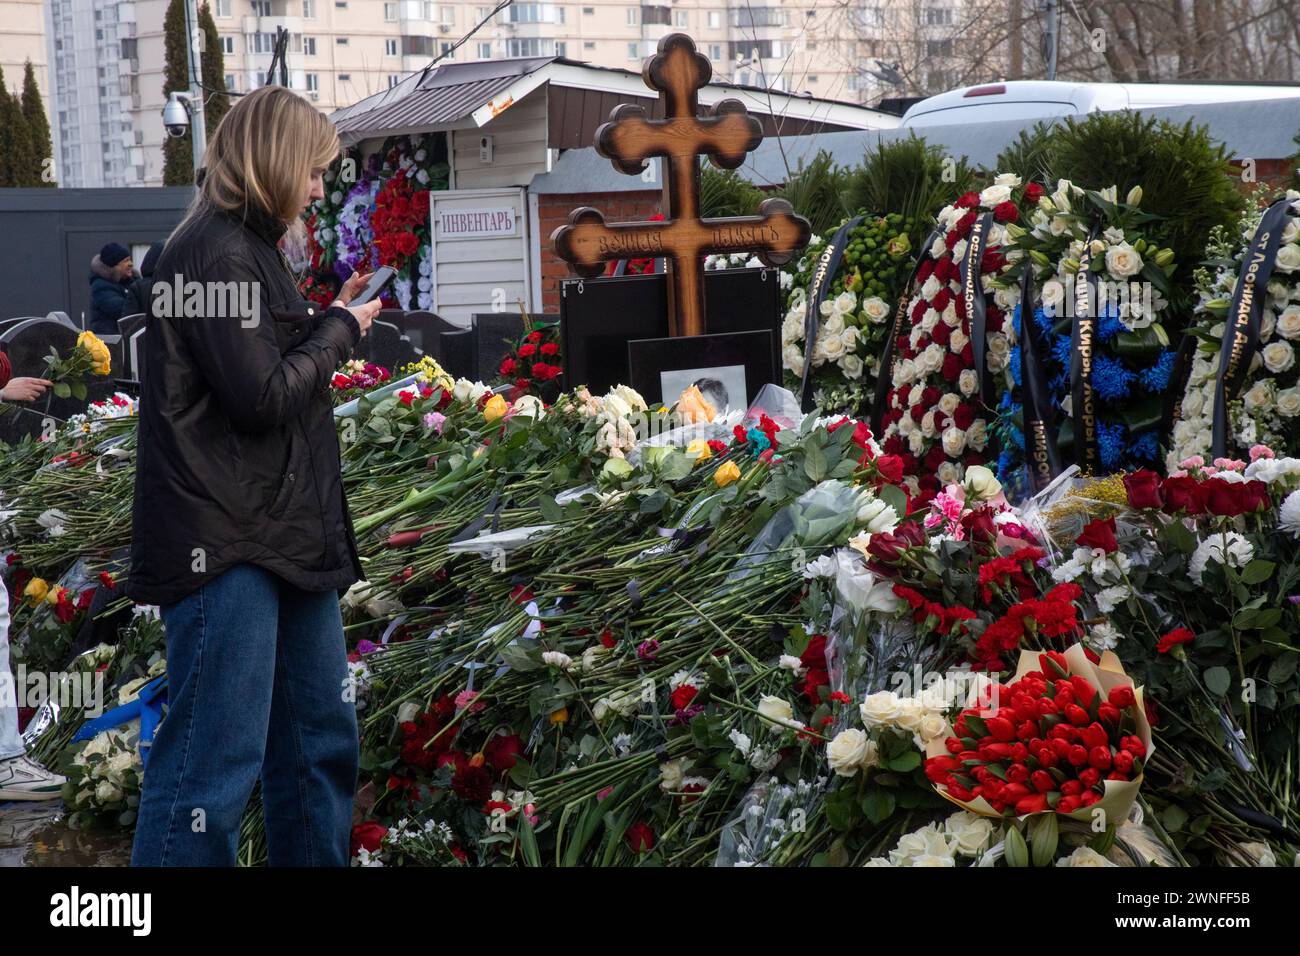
[959,212,995,406]
[1211,198,1296,458]
[799,215,865,410]
[1017,268,1064,491]
[1068,224,1103,473]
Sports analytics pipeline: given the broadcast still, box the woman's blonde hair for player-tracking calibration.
[173,85,339,242]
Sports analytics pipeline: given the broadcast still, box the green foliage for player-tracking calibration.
[770,150,852,235]
[0,65,35,187]
[20,61,53,187]
[699,164,766,218]
[992,122,1056,186]
[842,133,977,247]
[162,0,192,185]
[1046,111,1244,303]
[199,3,230,134]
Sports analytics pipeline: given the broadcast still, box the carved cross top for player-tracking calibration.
[550,33,810,337]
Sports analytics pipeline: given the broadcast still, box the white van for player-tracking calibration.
[900,80,1300,127]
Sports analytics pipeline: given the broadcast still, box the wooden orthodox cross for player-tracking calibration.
[550,33,811,337]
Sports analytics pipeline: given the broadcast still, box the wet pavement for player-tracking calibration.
[0,801,133,867]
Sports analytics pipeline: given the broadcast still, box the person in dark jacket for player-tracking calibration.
[128,85,380,867]
[88,242,135,335]
[121,241,165,319]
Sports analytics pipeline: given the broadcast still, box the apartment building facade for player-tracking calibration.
[35,0,982,187]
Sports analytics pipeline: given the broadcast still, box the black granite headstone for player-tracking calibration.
[402,310,474,380]
[0,317,117,443]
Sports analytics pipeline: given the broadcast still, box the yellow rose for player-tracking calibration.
[46,585,64,606]
[675,384,716,424]
[24,577,48,605]
[549,706,569,725]
[483,393,508,422]
[713,460,741,487]
[686,438,712,463]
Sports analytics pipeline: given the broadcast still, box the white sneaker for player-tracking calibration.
[0,755,67,801]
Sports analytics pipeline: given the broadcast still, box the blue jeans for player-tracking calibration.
[131,564,358,866]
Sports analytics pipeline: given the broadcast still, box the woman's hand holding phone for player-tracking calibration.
[330,270,381,336]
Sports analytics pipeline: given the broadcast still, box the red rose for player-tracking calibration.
[1239,479,1271,514]
[499,357,516,376]
[1161,475,1205,515]
[1076,516,1118,553]
[1156,627,1195,654]
[350,821,388,856]
[941,353,962,382]
[1121,469,1162,509]
[625,821,655,853]
[992,201,1019,223]
[518,343,537,358]
[1024,182,1045,203]
[1203,478,1248,517]
[875,454,904,484]
[540,341,559,356]
[483,733,524,772]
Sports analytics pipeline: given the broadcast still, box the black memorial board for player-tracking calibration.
[559,266,781,395]
[627,329,776,410]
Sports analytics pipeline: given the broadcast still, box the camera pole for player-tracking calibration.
[183,0,207,170]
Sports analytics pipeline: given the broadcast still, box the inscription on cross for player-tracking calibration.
[550,33,811,337]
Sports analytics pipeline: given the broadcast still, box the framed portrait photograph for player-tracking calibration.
[626,329,777,411]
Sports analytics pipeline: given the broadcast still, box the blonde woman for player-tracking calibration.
[128,86,381,867]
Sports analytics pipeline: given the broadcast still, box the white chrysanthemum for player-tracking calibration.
[1189,531,1255,585]
[1279,489,1300,536]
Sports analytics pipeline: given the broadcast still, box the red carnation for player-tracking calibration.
[483,733,524,772]
[1156,627,1195,654]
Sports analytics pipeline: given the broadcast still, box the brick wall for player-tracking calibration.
[536,189,661,314]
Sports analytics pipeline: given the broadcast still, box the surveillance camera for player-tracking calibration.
[163,93,190,138]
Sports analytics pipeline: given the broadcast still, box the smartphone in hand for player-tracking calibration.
[351,265,397,307]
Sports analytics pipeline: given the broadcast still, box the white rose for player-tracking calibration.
[861,296,890,323]
[1242,381,1274,412]
[818,331,847,361]
[840,352,864,379]
[832,290,856,315]
[840,326,860,351]
[964,464,1002,500]
[541,651,573,671]
[920,411,941,442]
[1277,387,1300,417]
[920,308,940,334]
[938,392,961,417]
[894,698,926,731]
[859,690,902,728]
[1263,340,1296,374]
[1057,846,1117,867]
[1275,243,1300,273]
[941,425,967,458]
[1102,243,1144,280]
[936,461,961,486]
[511,394,546,419]
[820,309,846,337]
[965,419,989,451]
[757,695,796,731]
[94,779,123,804]
[1277,305,1300,340]
[994,173,1022,188]
[980,184,1012,206]
[958,368,979,397]
[826,728,872,777]
[919,713,949,744]
[943,811,995,858]
[783,343,805,377]
[942,301,960,327]
[908,430,925,456]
